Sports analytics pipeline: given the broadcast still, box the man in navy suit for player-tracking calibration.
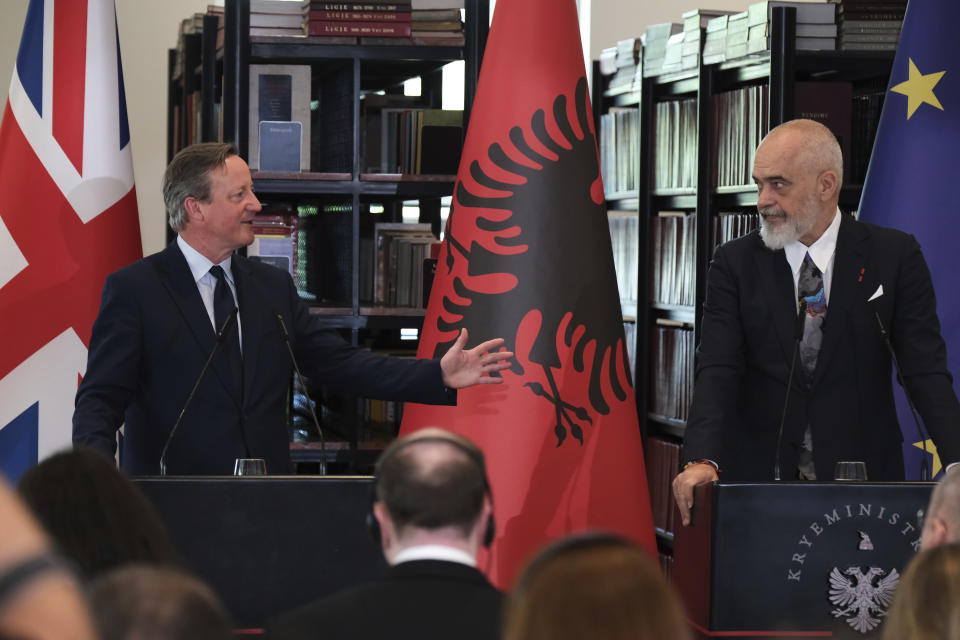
[673,119,960,524]
[268,427,502,640]
[72,143,512,475]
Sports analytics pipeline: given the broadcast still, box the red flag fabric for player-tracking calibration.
[400,0,656,587]
[0,0,142,482]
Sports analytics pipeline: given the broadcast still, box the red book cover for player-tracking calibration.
[308,20,412,36]
[309,10,412,21]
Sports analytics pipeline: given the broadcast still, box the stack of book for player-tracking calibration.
[643,22,682,77]
[372,223,440,308]
[608,212,640,316]
[648,321,695,422]
[702,13,732,64]
[680,9,735,70]
[602,37,642,96]
[379,109,463,174]
[645,435,684,535]
[712,84,770,188]
[724,11,749,60]
[744,0,839,57]
[410,7,465,46]
[712,211,760,249]
[599,107,640,196]
[302,0,413,40]
[649,212,696,307]
[208,1,305,45]
[652,99,697,192]
[834,0,905,51]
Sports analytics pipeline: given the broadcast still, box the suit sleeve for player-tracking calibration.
[283,277,454,405]
[72,273,142,458]
[683,243,747,465]
[890,235,960,466]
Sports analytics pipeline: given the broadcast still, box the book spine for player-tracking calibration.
[308,2,412,11]
[308,20,412,36]
[309,10,411,21]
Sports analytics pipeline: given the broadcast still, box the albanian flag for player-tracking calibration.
[400,0,656,587]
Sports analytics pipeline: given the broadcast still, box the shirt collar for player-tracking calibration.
[391,544,476,568]
[177,235,233,284]
[784,208,841,275]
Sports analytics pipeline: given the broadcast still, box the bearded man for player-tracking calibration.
[672,119,960,524]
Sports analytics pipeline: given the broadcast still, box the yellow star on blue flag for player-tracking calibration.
[912,439,943,478]
[891,58,945,119]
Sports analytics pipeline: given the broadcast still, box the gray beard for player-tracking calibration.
[759,213,799,250]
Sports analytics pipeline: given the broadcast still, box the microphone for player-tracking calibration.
[873,308,931,481]
[275,313,328,475]
[160,308,239,476]
[774,299,807,481]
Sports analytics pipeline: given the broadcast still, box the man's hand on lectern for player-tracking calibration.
[673,463,719,527]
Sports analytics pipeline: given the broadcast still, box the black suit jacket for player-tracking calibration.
[73,241,454,475]
[684,214,960,480]
[267,560,502,640]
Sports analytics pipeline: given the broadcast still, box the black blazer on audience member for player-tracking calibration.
[267,560,502,640]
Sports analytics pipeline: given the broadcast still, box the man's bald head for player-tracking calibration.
[760,119,844,189]
[374,428,488,539]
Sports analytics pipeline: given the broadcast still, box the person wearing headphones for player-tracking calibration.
[267,427,501,640]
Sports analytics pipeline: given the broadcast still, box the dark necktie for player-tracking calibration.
[798,252,827,376]
[796,252,826,479]
[209,265,243,396]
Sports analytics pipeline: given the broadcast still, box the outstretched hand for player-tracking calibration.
[440,328,513,389]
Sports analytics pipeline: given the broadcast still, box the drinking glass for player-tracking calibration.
[834,461,868,481]
[233,458,267,476]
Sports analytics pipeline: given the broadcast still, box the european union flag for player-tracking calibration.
[859,0,960,480]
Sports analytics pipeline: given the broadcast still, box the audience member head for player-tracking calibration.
[162,142,239,232]
[90,564,232,640]
[371,427,493,563]
[17,448,178,579]
[503,532,689,640]
[753,118,843,250]
[0,473,97,640]
[882,542,960,640]
[921,466,960,549]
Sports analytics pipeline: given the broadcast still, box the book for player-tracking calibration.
[748,0,837,26]
[307,20,411,36]
[411,8,461,20]
[416,109,462,174]
[410,32,465,45]
[259,121,303,171]
[250,12,303,28]
[794,80,852,178]
[410,19,461,30]
[302,1,412,11]
[248,64,311,171]
[306,9,411,21]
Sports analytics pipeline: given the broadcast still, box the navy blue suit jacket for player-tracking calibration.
[684,214,960,480]
[73,242,453,475]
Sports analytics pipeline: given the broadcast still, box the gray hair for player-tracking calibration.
[162,142,239,232]
[765,119,844,189]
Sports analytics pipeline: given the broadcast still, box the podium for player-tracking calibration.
[135,476,385,630]
[674,482,933,639]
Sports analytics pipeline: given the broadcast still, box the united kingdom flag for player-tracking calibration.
[0,0,142,482]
